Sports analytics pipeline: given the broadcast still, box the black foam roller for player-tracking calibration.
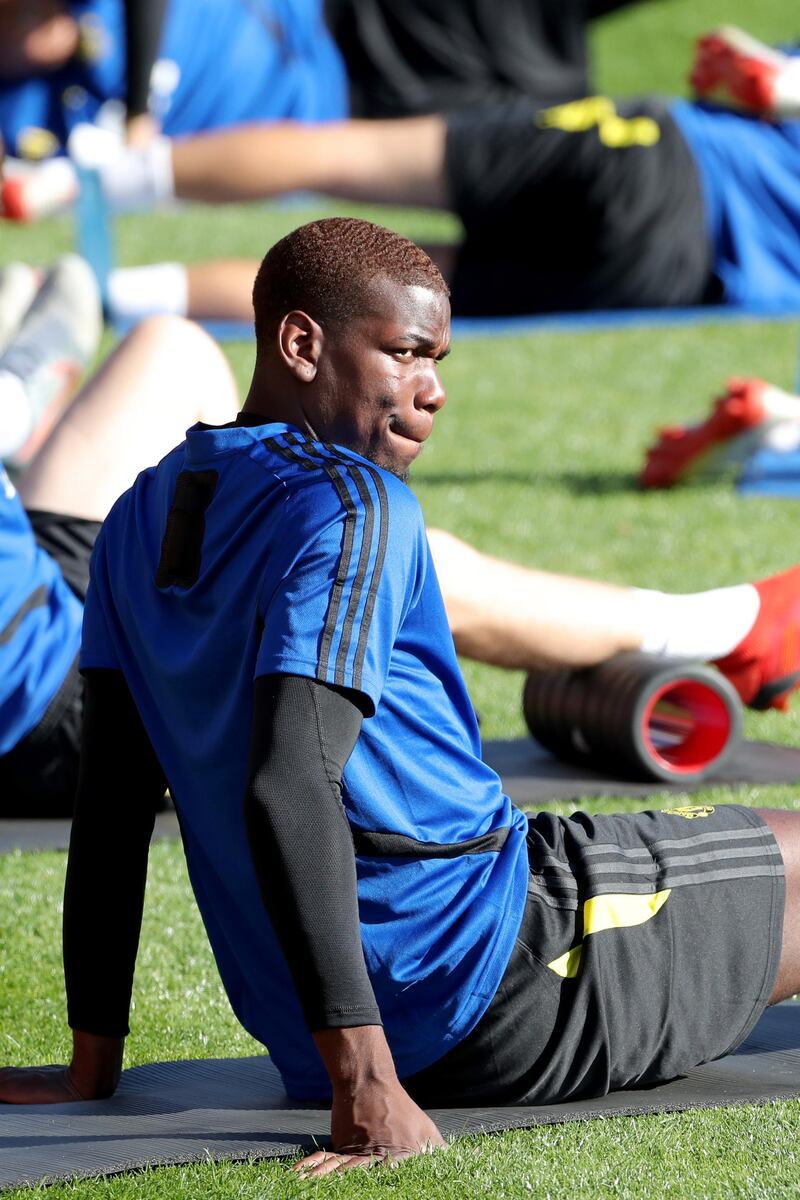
[522,651,743,784]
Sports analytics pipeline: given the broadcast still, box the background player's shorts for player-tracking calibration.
[444,96,718,316]
[0,511,100,817]
[406,804,783,1105]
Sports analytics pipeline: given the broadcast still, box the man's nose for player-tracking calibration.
[416,363,446,413]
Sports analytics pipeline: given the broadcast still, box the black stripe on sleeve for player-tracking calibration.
[0,585,49,646]
[292,437,391,693]
[262,436,360,681]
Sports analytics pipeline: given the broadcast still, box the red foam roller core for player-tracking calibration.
[641,679,732,774]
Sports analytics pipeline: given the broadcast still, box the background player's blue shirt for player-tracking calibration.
[81,421,530,1098]
[0,467,83,756]
[0,0,347,158]
[671,99,800,309]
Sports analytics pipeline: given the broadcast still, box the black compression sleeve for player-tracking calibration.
[124,0,168,118]
[244,674,381,1032]
[63,670,166,1038]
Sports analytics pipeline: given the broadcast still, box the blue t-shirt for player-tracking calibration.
[81,422,530,1098]
[0,0,347,159]
[0,467,83,755]
[670,98,800,309]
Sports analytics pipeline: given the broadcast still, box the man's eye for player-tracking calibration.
[392,348,414,359]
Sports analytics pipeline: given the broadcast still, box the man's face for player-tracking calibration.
[310,279,450,481]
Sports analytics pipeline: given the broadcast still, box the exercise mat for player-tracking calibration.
[3,739,800,856]
[1,1005,798,1190]
[482,737,800,804]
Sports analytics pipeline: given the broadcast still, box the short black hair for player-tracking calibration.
[252,216,449,344]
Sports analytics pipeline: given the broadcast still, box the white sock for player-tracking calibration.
[107,263,189,322]
[7,157,79,220]
[0,371,34,459]
[773,58,800,118]
[66,122,174,212]
[97,135,175,212]
[633,583,760,661]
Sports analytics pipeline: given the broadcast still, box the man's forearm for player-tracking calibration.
[244,674,380,1031]
[63,670,166,1037]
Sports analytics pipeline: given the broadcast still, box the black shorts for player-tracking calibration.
[445,96,717,315]
[0,510,101,817]
[405,804,784,1106]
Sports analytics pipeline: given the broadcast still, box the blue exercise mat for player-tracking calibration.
[176,306,800,344]
[738,446,800,498]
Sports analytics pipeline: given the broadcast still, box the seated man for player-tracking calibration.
[9,27,800,318]
[1,250,796,823]
[1,220,797,1181]
[0,271,238,815]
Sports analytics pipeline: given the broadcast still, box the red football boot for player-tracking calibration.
[713,566,800,711]
[641,378,772,489]
[690,26,786,118]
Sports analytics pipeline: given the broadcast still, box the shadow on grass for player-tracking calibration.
[416,470,641,495]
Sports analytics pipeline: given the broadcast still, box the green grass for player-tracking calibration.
[3,0,800,1193]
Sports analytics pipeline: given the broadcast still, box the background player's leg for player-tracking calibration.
[427,528,800,709]
[18,316,238,522]
[108,247,459,325]
[170,118,450,209]
[756,810,800,1003]
[4,118,450,220]
[428,527,643,668]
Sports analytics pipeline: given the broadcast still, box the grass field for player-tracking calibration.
[2,0,800,1194]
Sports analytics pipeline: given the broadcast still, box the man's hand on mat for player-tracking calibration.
[294,1026,446,1177]
[0,1032,124,1103]
[0,1065,88,1104]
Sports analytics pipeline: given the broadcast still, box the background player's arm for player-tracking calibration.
[0,670,166,1104]
[244,673,444,1174]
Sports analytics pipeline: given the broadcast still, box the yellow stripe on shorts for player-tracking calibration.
[547,889,671,978]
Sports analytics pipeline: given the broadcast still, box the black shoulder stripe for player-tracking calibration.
[262,435,359,681]
[293,437,390,692]
[343,458,390,693]
[260,434,392,693]
[155,470,218,590]
[0,584,49,646]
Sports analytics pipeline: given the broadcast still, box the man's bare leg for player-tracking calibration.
[427,528,800,711]
[18,316,238,521]
[170,118,450,209]
[108,245,458,326]
[3,116,452,220]
[428,528,643,669]
[756,811,800,1003]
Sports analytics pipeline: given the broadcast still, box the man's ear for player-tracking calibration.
[277,310,324,383]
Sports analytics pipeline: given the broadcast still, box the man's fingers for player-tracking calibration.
[292,1142,441,1177]
[294,1150,378,1177]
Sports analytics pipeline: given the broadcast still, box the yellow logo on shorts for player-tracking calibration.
[662,805,715,820]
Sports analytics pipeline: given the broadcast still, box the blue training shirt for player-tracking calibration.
[0,0,347,159]
[670,98,800,309]
[80,421,530,1098]
[0,467,83,756]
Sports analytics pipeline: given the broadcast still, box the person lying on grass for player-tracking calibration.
[10,27,800,323]
[2,219,800,1181]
